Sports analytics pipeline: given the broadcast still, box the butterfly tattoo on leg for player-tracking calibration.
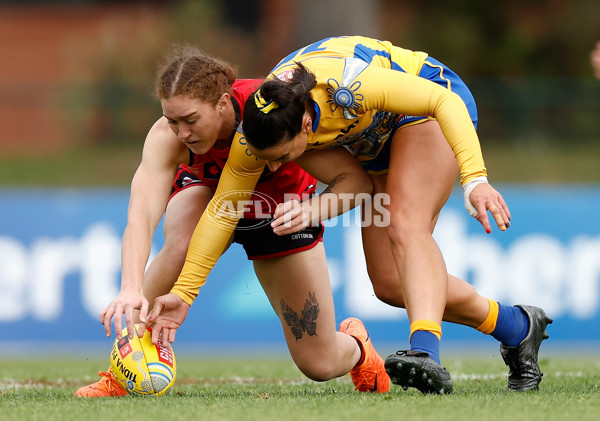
[280,291,319,340]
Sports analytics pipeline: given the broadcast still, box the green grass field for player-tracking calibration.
[2,353,599,421]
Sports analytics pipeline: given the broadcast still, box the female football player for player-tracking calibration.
[144,36,552,395]
[74,45,389,397]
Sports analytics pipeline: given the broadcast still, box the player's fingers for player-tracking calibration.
[124,307,135,339]
[167,328,176,345]
[139,300,149,324]
[276,214,307,236]
[272,207,299,228]
[487,204,503,230]
[497,202,510,228]
[148,300,163,323]
[498,196,512,222]
[272,201,301,227]
[114,304,124,339]
[100,306,108,324]
[151,325,161,345]
[475,205,492,234]
[102,307,115,337]
[137,322,147,338]
[272,202,288,221]
[272,202,283,221]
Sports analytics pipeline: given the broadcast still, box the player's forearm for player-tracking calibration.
[170,209,237,305]
[120,222,153,292]
[302,172,373,225]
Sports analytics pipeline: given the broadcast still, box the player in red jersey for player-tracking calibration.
[74,46,389,397]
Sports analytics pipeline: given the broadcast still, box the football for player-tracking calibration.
[109,324,177,396]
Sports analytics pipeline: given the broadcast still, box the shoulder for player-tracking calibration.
[232,79,262,103]
[142,117,189,165]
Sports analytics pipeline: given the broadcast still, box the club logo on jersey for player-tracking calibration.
[204,164,221,178]
[326,58,368,119]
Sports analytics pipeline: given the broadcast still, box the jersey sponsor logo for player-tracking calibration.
[117,336,133,359]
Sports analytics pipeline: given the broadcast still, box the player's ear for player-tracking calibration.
[302,113,312,134]
[217,92,230,115]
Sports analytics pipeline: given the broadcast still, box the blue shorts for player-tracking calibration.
[361,57,478,174]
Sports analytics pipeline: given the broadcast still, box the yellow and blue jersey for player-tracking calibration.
[270,35,482,178]
[172,36,488,304]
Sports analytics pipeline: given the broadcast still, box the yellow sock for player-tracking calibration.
[476,298,499,334]
[410,319,442,340]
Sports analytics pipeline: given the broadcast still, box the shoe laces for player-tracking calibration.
[94,371,121,393]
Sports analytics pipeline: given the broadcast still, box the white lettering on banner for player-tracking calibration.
[0,223,122,322]
[568,237,600,318]
[1,209,599,324]
[0,237,28,320]
[79,224,123,317]
[31,237,81,321]
[343,209,600,320]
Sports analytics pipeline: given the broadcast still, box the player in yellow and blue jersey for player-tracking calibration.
[144,36,552,394]
[77,46,391,397]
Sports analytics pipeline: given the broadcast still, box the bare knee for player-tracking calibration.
[373,284,406,308]
[385,216,414,247]
[160,236,191,267]
[295,359,340,382]
[367,266,406,307]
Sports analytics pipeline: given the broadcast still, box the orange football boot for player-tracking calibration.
[74,369,128,397]
[339,317,390,393]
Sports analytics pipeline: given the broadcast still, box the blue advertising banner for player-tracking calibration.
[0,186,599,354]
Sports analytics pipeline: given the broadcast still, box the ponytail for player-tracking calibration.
[244,63,316,150]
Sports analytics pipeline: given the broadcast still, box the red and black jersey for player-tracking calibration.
[172,79,316,219]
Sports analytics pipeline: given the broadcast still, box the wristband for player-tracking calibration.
[463,176,488,217]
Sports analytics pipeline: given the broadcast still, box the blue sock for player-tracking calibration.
[410,330,441,365]
[491,304,530,347]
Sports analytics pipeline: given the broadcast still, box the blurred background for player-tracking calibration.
[0,0,599,356]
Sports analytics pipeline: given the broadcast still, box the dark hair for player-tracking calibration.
[155,44,237,105]
[243,63,316,150]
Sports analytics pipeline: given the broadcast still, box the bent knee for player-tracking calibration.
[296,360,339,382]
[385,220,433,247]
[374,288,405,308]
[367,267,406,308]
[372,282,406,307]
[160,238,190,265]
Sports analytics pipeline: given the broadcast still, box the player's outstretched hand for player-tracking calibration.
[271,199,309,236]
[138,293,190,347]
[100,289,149,340]
[467,182,511,234]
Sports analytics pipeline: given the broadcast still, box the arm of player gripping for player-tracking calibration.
[170,133,266,305]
